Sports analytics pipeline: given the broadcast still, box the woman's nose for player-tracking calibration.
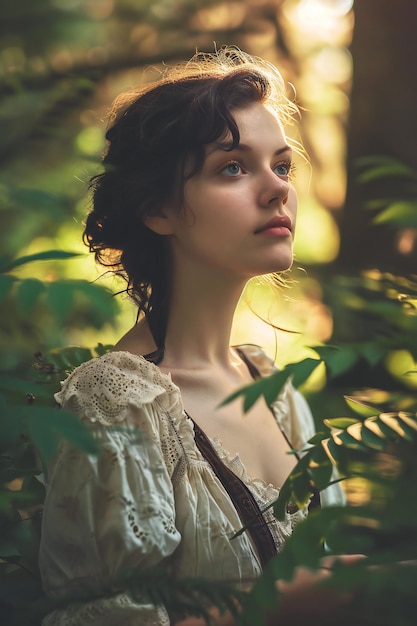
[259,170,290,207]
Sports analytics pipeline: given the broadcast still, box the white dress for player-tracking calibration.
[39,345,343,626]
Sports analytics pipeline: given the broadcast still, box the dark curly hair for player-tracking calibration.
[84,47,299,356]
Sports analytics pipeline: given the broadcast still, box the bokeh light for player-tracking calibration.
[385,350,417,390]
[294,198,340,263]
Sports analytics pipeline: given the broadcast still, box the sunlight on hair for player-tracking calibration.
[165,46,301,130]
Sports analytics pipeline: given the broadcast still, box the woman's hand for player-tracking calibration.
[174,555,366,626]
[269,554,365,626]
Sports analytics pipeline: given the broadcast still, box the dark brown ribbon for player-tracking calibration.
[189,413,277,570]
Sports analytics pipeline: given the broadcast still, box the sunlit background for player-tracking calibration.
[22,0,417,400]
[0,0,357,389]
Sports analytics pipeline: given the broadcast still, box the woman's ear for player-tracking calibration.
[143,213,175,235]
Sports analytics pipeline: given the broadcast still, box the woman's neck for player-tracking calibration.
[162,271,247,371]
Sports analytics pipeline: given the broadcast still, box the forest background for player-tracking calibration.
[2,0,417,624]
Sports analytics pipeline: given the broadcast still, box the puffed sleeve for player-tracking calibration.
[39,352,183,626]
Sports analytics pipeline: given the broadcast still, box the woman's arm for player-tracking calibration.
[174,555,364,626]
[40,355,184,625]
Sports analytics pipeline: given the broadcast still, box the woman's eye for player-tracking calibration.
[221,162,242,177]
[274,161,294,178]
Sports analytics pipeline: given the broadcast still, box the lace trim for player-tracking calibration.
[211,437,279,501]
[54,346,289,425]
[54,351,181,426]
[210,436,307,551]
[42,593,170,626]
[211,437,280,501]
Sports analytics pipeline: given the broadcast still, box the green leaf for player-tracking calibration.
[0,537,21,558]
[308,446,334,490]
[241,567,278,613]
[324,417,359,430]
[0,399,28,442]
[355,155,414,170]
[291,472,312,508]
[0,401,99,460]
[220,370,291,410]
[274,507,329,569]
[309,344,340,358]
[10,186,69,215]
[360,342,387,367]
[219,377,265,410]
[16,278,45,314]
[307,431,327,445]
[242,377,273,412]
[323,348,358,378]
[0,489,35,511]
[373,201,417,227]
[21,475,45,503]
[0,274,15,302]
[358,164,417,183]
[0,375,50,398]
[334,428,368,451]
[45,345,98,372]
[0,453,40,483]
[273,478,294,521]
[287,358,321,388]
[45,281,74,325]
[95,343,113,356]
[274,452,315,513]
[26,406,99,463]
[326,437,349,469]
[1,250,81,273]
[344,396,379,418]
[359,423,386,450]
[9,514,42,567]
[397,413,417,437]
[221,358,320,411]
[261,371,288,404]
[376,413,413,440]
[364,199,392,211]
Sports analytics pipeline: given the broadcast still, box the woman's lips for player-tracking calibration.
[258,225,291,236]
[255,216,292,236]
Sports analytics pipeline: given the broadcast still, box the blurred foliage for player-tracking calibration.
[235,379,417,625]
[0,245,118,624]
[358,155,417,229]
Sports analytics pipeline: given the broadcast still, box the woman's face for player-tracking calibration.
[162,101,297,281]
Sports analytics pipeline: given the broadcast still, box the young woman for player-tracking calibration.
[39,47,345,625]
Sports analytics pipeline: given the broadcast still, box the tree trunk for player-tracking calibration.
[337,0,417,272]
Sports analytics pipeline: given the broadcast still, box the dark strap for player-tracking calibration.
[234,347,321,512]
[189,413,277,570]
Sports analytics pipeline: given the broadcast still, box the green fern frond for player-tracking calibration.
[273,411,417,521]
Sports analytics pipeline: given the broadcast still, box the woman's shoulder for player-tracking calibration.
[234,343,276,376]
[236,343,316,444]
[54,350,181,426]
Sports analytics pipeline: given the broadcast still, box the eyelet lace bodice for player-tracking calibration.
[40,347,343,625]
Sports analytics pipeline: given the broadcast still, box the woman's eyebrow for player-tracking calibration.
[207,142,292,156]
